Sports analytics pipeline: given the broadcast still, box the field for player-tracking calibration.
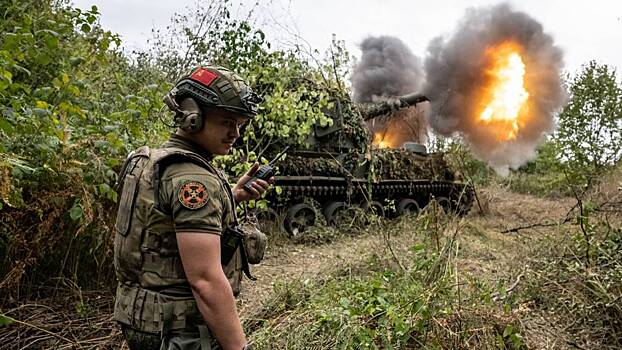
[2,179,620,349]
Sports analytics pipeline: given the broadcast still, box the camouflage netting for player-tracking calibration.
[278,148,455,183]
[330,100,371,152]
[370,148,453,182]
[279,155,346,177]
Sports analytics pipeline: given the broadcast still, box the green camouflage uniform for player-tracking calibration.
[113,134,242,350]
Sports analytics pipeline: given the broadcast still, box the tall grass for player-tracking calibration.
[245,209,525,349]
[520,211,622,348]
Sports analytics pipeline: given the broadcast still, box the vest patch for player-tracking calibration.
[178,180,209,209]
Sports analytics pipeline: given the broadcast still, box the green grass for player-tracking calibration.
[499,171,570,198]
[245,212,525,349]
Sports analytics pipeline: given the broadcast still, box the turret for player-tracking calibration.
[306,92,429,152]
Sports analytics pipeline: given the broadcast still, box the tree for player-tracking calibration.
[147,2,341,175]
[556,61,622,176]
[553,62,622,269]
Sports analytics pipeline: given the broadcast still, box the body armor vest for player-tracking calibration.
[112,145,241,334]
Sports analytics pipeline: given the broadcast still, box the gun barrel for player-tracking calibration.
[399,92,429,106]
[357,93,429,120]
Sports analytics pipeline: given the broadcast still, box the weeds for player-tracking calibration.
[521,225,622,348]
[245,209,524,349]
[516,166,622,348]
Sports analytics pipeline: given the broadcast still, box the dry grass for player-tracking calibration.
[0,289,123,349]
[242,183,621,349]
[0,183,117,305]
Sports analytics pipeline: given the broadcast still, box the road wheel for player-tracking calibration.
[322,201,348,226]
[452,185,475,216]
[252,208,280,233]
[396,198,421,217]
[284,203,316,237]
[361,200,385,217]
[431,196,452,214]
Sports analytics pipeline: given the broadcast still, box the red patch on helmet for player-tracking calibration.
[190,68,218,87]
[178,180,209,210]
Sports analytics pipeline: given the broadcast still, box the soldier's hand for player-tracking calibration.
[233,162,273,203]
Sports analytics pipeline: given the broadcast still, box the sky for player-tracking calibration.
[72,0,622,76]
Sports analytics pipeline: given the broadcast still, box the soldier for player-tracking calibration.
[113,65,269,350]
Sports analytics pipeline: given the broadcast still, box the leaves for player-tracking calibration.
[556,61,622,184]
[0,314,15,327]
[69,202,83,221]
[1,0,170,211]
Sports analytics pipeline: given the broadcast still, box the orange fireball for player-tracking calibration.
[477,41,530,141]
[373,132,390,148]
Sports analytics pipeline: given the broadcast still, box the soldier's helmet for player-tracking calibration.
[164,65,261,118]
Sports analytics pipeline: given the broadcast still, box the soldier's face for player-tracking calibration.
[198,109,249,155]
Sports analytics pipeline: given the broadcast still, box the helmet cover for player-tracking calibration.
[166,65,261,118]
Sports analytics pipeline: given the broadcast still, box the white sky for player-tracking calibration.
[72,0,622,76]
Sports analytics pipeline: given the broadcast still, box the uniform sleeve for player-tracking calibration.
[160,163,225,235]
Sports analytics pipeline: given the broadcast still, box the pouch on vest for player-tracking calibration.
[222,226,257,281]
[241,223,267,265]
[114,284,201,335]
[221,227,243,265]
[115,173,139,236]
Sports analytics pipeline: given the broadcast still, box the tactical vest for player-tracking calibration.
[112,145,241,334]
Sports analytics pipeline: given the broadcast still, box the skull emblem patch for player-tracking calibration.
[178,180,208,209]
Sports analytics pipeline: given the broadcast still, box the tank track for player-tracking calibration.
[278,180,473,210]
[265,178,475,235]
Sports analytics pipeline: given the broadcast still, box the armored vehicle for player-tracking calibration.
[262,92,474,235]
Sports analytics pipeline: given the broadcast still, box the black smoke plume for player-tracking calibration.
[351,36,423,102]
[351,36,427,145]
[424,3,566,175]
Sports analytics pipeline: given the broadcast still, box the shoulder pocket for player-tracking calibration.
[115,174,138,236]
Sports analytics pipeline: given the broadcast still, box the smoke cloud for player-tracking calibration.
[351,36,427,146]
[351,36,424,102]
[423,3,566,175]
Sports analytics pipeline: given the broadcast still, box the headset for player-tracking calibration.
[163,88,204,133]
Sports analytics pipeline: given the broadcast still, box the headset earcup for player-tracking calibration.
[178,97,203,133]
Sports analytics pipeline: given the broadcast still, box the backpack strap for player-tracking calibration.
[115,146,150,192]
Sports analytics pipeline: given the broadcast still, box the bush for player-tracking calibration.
[0,0,171,301]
